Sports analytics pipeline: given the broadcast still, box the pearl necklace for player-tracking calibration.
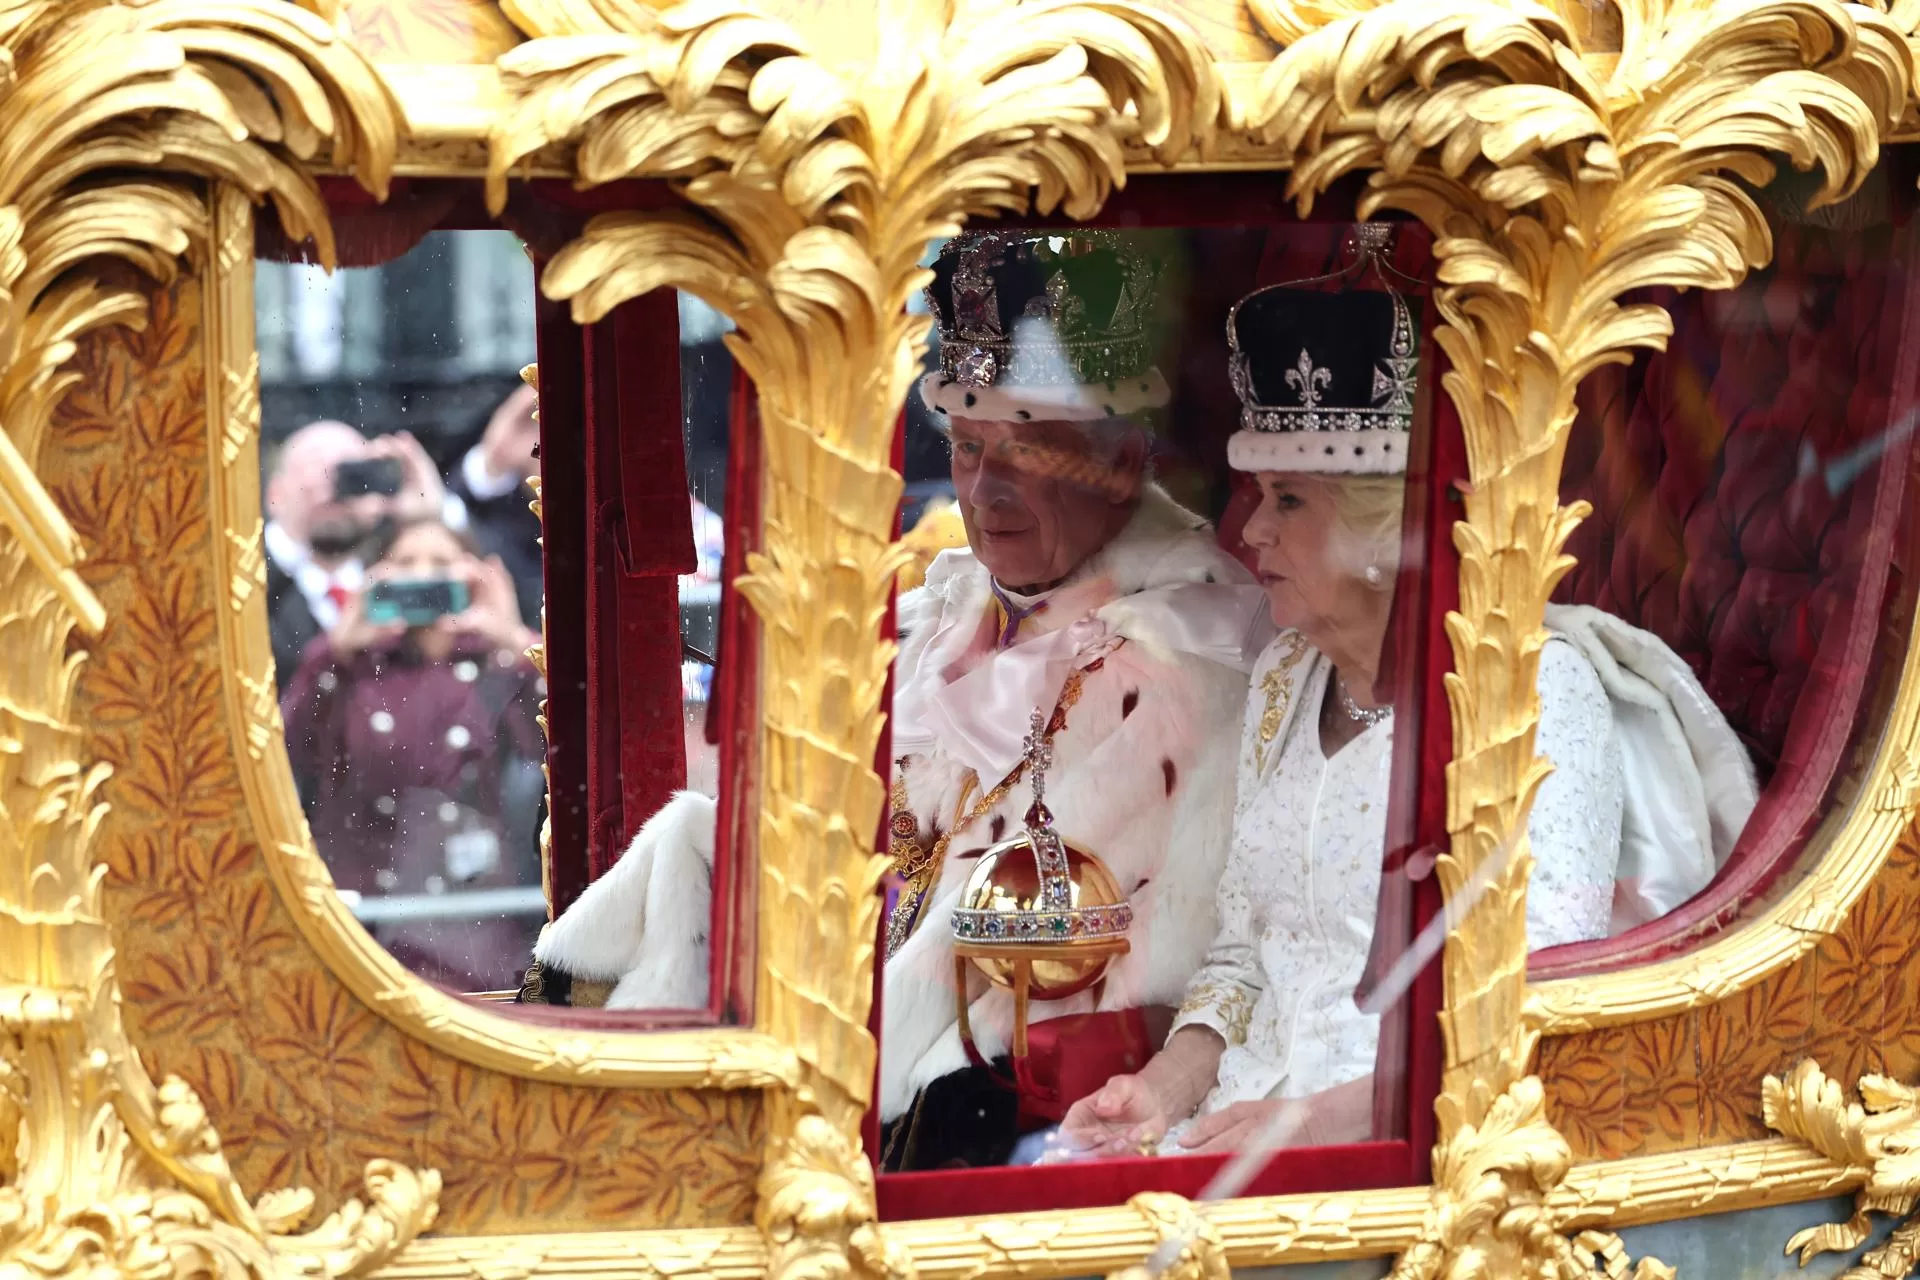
[1336,674,1391,727]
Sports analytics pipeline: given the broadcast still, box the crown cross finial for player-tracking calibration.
[1024,709,1053,806]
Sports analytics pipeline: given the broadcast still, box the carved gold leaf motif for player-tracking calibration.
[0,488,438,1275]
[489,2,1219,1273]
[6,0,1920,1273]
[0,1,460,1273]
[1764,1059,1920,1278]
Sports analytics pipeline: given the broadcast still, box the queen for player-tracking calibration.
[1061,229,1760,1157]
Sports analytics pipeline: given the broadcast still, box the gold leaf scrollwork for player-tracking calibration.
[758,1110,912,1280]
[1389,1076,1669,1280]
[490,1,1219,1273]
[1764,1060,1920,1278]
[0,0,400,636]
[1105,1193,1228,1280]
[0,538,439,1280]
[0,3,438,1276]
[1244,0,1909,1274]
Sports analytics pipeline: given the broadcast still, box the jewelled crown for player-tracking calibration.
[918,230,1172,424]
[1225,223,1422,475]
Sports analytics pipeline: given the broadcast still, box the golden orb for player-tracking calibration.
[950,823,1132,1001]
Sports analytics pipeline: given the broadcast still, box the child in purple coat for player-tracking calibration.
[281,518,545,993]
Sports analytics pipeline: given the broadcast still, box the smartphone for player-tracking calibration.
[332,456,405,499]
[366,578,469,627]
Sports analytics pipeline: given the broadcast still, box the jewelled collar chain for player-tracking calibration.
[883,666,1095,957]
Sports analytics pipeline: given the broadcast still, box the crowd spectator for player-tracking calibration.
[264,421,466,687]
[280,516,544,992]
[448,382,543,628]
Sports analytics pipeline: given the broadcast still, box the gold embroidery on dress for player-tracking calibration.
[1254,632,1310,774]
[1178,980,1254,1046]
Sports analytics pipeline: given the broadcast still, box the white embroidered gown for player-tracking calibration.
[1170,632,1624,1123]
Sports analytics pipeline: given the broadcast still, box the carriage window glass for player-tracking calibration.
[1533,158,1920,977]
[258,230,546,999]
[875,224,1452,1182]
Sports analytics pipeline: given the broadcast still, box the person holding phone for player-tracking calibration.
[264,420,470,689]
[280,517,543,993]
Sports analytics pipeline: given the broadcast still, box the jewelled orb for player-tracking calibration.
[950,817,1133,1001]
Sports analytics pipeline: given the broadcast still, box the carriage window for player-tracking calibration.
[257,227,738,1014]
[1531,155,1920,978]
[874,222,1454,1207]
[259,229,548,998]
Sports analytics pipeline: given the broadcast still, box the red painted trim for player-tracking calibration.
[1406,318,1467,1184]
[1364,267,1452,1172]
[1021,172,1373,230]
[865,410,909,1165]
[534,287,594,915]
[582,316,625,882]
[877,1141,1412,1221]
[711,369,764,1022]
[606,297,695,863]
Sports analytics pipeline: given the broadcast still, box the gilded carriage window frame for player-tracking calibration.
[8,1,1920,1277]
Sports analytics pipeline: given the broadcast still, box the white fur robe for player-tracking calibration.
[534,488,1259,1127]
[881,488,1258,1120]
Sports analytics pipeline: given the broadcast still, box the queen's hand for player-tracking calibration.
[1171,1076,1376,1154]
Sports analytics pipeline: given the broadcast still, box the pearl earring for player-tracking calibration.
[1364,564,1384,586]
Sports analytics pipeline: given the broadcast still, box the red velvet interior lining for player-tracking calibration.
[708,369,763,1021]
[877,1140,1408,1221]
[1534,191,1920,976]
[533,283,594,914]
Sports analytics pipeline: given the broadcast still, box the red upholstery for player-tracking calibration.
[1536,211,1920,976]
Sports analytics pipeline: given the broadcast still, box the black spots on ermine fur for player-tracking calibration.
[1162,759,1177,795]
[1121,689,1140,719]
[989,815,1007,842]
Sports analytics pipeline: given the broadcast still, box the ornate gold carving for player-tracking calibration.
[1389,1077,1669,1279]
[490,0,1219,1272]
[0,486,437,1277]
[865,1136,1855,1276]
[0,0,401,638]
[203,184,797,1090]
[5,0,1918,1270]
[0,3,453,1272]
[1107,1193,1228,1280]
[1238,0,1908,1273]
[1764,1060,1920,1278]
